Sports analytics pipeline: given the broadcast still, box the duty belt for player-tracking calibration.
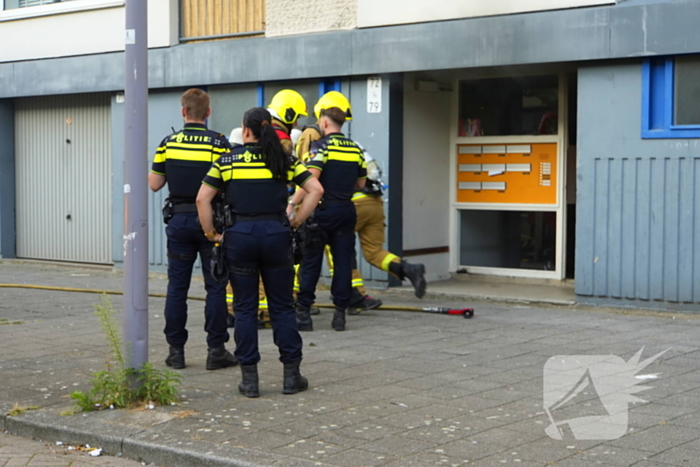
[171,203,198,214]
[231,212,288,224]
[320,198,353,205]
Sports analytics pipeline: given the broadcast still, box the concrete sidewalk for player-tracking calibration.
[1,262,699,467]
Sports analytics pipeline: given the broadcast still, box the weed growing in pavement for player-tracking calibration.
[70,295,181,412]
[7,403,39,417]
[0,318,24,325]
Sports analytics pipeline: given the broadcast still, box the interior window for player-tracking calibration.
[459,210,557,271]
[458,75,559,137]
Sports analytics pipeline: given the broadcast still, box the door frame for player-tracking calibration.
[448,67,572,280]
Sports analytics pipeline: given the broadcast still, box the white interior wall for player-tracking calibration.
[0,0,177,63]
[402,72,452,282]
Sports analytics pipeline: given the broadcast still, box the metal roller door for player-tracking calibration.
[15,94,112,264]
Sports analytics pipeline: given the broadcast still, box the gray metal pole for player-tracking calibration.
[123,0,149,373]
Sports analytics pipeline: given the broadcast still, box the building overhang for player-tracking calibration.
[0,0,698,98]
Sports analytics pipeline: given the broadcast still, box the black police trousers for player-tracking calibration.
[224,220,302,365]
[298,201,356,310]
[164,213,229,349]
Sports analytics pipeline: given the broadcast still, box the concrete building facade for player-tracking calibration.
[0,0,699,310]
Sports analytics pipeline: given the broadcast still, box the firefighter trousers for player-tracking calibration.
[353,195,401,283]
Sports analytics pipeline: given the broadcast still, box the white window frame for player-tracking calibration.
[0,0,123,22]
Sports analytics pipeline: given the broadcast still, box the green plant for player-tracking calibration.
[7,403,39,417]
[136,363,181,406]
[0,319,24,325]
[70,391,96,412]
[70,295,181,411]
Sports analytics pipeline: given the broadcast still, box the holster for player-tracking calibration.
[291,229,304,265]
[162,198,174,224]
[300,215,325,250]
[212,196,227,232]
[210,241,229,284]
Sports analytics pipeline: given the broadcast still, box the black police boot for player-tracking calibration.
[331,306,346,331]
[165,346,185,370]
[238,364,259,398]
[296,304,314,332]
[282,360,308,395]
[309,306,321,316]
[389,260,427,299]
[206,346,239,370]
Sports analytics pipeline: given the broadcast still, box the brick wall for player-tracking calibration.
[266,0,357,37]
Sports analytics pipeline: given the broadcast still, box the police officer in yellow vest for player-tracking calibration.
[225,90,308,328]
[293,100,381,314]
[149,88,238,370]
[293,93,427,304]
[293,92,367,332]
[197,107,323,397]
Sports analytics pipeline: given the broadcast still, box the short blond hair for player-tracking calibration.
[181,88,210,120]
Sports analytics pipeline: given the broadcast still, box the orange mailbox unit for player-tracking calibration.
[456,143,558,205]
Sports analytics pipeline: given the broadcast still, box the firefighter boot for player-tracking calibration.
[238,364,260,398]
[348,287,382,315]
[282,360,309,395]
[332,306,346,331]
[390,261,427,299]
[309,306,321,316]
[206,346,239,370]
[165,346,185,370]
[296,304,314,332]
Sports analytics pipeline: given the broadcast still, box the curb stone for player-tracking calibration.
[5,410,142,456]
[3,410,335,467]
[1,401,12,430]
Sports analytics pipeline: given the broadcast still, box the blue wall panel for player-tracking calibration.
[347,76,391,287]
[634,158,651,300]
[0,99,15,259]
[578,63,700,309]
[344,74,403,288]
[111,90,185,268]
[677,157,695,302]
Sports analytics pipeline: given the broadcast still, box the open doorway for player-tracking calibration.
[450,69,576,281]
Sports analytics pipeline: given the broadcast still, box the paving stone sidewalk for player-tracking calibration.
[0,432,146,467]
[1,261,699,467]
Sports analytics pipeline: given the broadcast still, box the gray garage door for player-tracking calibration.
[15,93,112,264]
